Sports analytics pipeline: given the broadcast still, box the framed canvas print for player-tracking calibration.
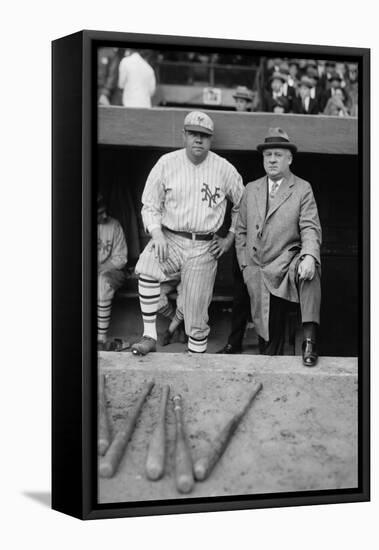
[52,30,370,520]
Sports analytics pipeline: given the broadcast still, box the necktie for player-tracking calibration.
[269,181,280,200]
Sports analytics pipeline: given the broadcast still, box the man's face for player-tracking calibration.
[235,98,250,112]
[97,206,108,224]
[299,84,310,100]
[271,78,283,93]
[183,130,212,164]
[263,148,292,180]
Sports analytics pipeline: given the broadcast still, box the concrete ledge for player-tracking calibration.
[98,353,358,503]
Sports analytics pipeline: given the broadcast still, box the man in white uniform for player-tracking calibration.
[118,49,156,108]
[97,195,128,350]
[131,111,244,355]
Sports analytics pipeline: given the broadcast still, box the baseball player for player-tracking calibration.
[131,111,244,355]
[97,194,128,350]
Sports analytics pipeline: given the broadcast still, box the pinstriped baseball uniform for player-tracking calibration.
[135,148,244,350]
[141,149,243,234]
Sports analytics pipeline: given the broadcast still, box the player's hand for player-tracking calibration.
[298,255,316,281]
[151,228,169,262]
[209,234,233,259]
[98,94,110,106]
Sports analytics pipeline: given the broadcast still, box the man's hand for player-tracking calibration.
[151,228,169,262]
[209,233,234,259]
[298,255,316,281]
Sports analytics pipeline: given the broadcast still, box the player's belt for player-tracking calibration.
[164,226,214,241]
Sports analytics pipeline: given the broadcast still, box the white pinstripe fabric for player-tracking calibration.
[141,149,244,234]
[136,148,243,352]
[135,230,217,346]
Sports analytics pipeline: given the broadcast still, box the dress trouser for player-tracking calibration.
[227,250,251,350]
[259,267,321,355]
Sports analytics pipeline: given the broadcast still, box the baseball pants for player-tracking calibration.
[135,230,217,349]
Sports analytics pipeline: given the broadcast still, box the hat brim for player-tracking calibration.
[270,75,287,83]
[257,142,297,153]
[233,94,252,101]
[184,124,213,135]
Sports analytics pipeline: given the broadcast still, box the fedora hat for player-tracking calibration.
[233,85,253,101]
[270,71,287,83]
[299,75,314,88]
[257,128,298,153]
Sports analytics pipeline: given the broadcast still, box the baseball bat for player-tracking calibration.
[172,394,194,494]
[194,381,263,481]
[98,373,111,456]
[99,380,154,478]
[145,385,170,481]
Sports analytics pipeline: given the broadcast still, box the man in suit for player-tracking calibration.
[262,72,290,113]
[292,76,320,115]
[235,128,322,366]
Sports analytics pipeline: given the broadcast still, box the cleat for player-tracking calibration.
[131,336,157,356]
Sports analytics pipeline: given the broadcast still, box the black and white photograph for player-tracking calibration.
[93,34,367,510]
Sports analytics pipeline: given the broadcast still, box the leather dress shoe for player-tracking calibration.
[216,343,241,354]
[302,338,318,367]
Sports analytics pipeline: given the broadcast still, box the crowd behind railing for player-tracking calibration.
[98,48,358,117]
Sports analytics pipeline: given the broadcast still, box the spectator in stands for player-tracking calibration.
[345,63,359,117]
[233,86,253,112]
[272,96,288,114]
[288,60,300,90]
[118,49,157,108]
[266,57,284,79]
[262,72,290,112]
[323,87,350,116]
[292,76,320,115]
[279,62,297,110]
[319,72,348,112]
[98,47,125,106]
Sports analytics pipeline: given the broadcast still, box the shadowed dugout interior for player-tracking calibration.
[97,109,359,358]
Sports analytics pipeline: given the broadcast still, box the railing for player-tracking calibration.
[155,60,259,90]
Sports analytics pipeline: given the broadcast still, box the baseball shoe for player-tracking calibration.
[216,343,241,354]
[131,336,157,356]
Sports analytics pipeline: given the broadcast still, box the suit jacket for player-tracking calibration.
[291,96,319,115]
[262,90,290,112]
[235,173,322,341]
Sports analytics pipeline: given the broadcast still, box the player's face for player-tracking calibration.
[97,206,108,224]
[263,148,292,180]
[235,98,250,112]
[183,130,212,164]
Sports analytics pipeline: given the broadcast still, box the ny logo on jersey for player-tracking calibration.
[201,183,220,208]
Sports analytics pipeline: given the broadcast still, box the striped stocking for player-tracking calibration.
[138,275,160,341]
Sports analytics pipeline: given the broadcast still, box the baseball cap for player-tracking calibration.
[183,111,214,135]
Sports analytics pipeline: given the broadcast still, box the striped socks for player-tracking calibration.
[138,275,160,341]
[188,335,207,354]
[98,300,112,342]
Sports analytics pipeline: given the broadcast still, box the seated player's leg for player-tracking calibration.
[97,271,116,347]
[181,245,217,353]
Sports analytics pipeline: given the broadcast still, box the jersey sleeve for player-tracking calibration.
[141,159,166,233]
[110,221,128,269]
[224,163,245,233]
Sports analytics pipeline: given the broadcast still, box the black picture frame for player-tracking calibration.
[52,29,370,520]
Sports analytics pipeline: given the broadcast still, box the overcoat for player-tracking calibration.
[235,172,321,341]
